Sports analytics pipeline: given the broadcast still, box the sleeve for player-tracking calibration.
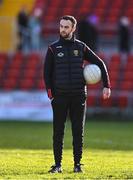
[83,44,111,88]
[43,46,54,99]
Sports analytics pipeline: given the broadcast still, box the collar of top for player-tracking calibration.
[59,34,75,44]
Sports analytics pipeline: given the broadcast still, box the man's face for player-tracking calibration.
[60,19,76,39]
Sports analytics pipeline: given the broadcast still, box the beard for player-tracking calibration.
[60,31,71,39]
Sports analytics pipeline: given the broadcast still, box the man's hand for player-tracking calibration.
[103,87,111,99]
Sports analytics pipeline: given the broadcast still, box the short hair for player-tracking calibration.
[60,15,77,27]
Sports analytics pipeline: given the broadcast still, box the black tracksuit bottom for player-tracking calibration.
[51,94,86,166]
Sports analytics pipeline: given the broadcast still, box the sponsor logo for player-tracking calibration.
[57,52,64,57]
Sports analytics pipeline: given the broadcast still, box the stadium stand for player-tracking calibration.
[0,52,44,90]
[0,51,133,109]
[0,0,133,113]
[39,0,133,37]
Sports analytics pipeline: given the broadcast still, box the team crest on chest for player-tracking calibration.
[73,50,79,56]
[57,52,64,57]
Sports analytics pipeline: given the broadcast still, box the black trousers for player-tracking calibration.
[51,94,86,166]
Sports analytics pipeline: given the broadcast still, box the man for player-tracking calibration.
[119,16,130,54]
[44,15,111,173]
[78,14,98,51]
[17,6,29,52]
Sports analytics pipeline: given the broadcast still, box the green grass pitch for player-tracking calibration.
[0,118,133,179]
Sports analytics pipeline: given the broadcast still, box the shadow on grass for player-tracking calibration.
[0,120,133,150]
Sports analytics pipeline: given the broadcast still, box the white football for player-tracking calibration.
[83,64,101,84]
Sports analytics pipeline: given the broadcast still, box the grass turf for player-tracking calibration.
[0,119,133,179]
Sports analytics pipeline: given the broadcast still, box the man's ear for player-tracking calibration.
[72,25,76,33]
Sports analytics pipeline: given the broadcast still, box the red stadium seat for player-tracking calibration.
[64,0,76,8]
[87,96,96,107]
[45,7,58,17]
[107,16,119,24]
[27,53,40,61]
[110,70,119,81]
[96,0,107,9]
[122,71,133,81]
[13,52,24,61]
[23,69,37,79]
[9,59,23,69]
[110,71,119,89]
[127,55,133,61]
[0,53,7,61]
[19,79,34,90]
[63,8,73,15]
[125,58,133,71]
[87,83,101,90]
[117,96,128,108]
[36,79,45,90]
[94,8,105,20]
[79,8,91,16]
[25,54,41,69]
[0,53,8,70]
[120,81,133,91]
[49,0,62,7]
[33,0,46,9]
[25,60,39,69]
[109,54,121,71]
[6,68,21,79]
[110,80,118,89]
[2,77,17,90]
[100,97,113,107]
[80,0,92,8]
[0,58,6,69]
